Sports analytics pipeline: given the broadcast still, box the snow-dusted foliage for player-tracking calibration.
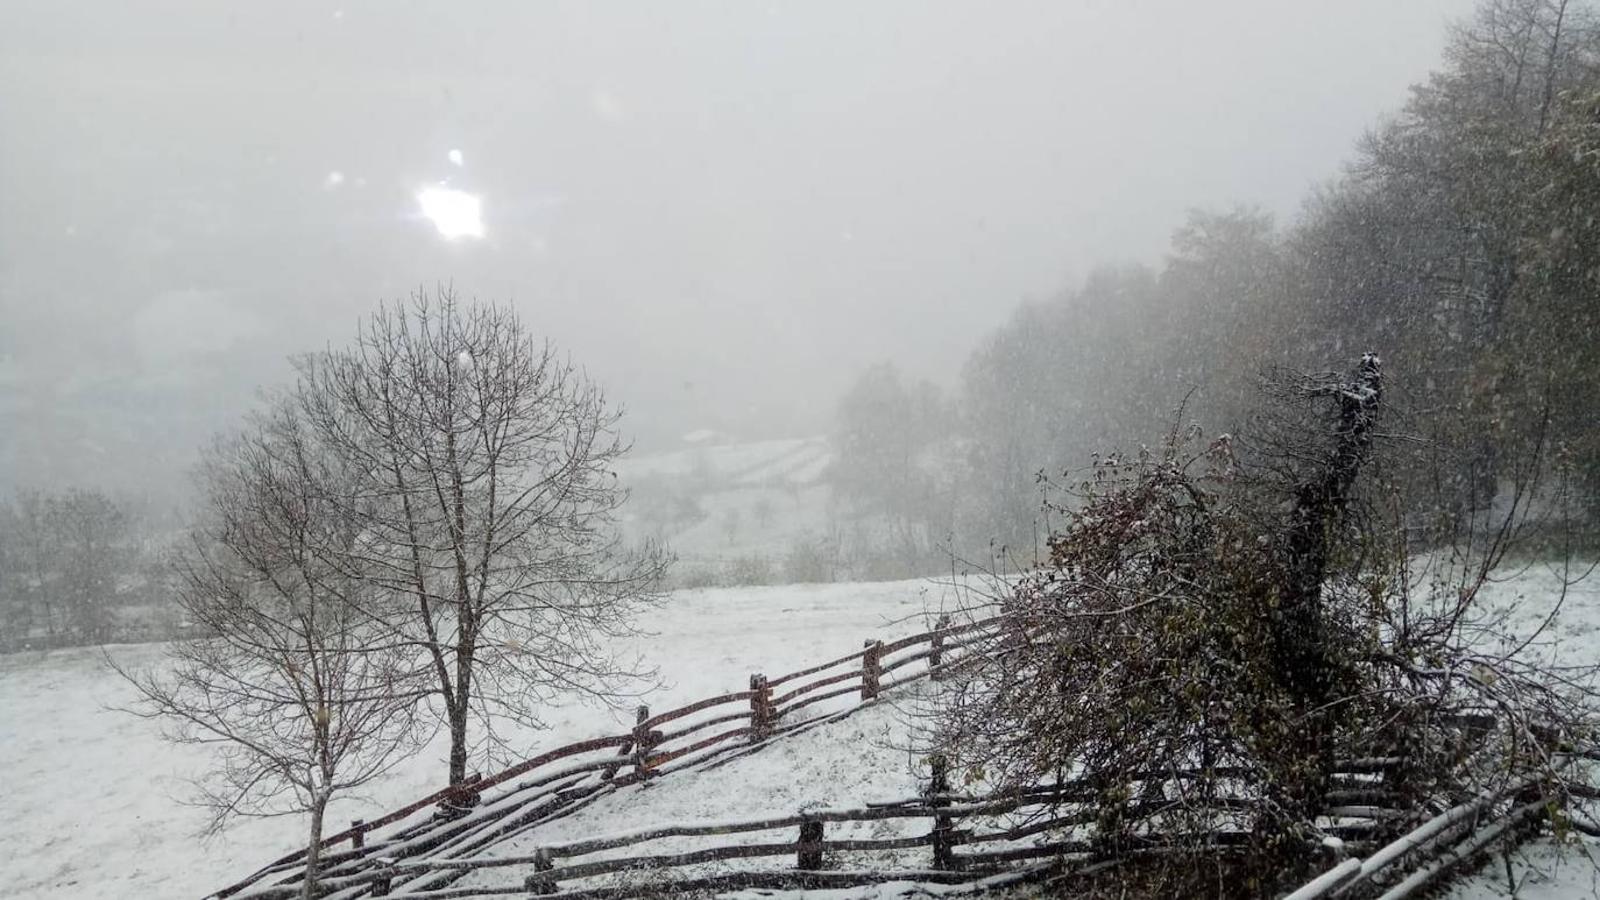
[932,359,1600,897]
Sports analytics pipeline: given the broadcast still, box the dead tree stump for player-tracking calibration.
[1277,352,1383,821]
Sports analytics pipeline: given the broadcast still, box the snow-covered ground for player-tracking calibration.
[617,436,840,577]
[615,436,831,487]
[435,561,1600,899]
[1443,562,1600,899]
[0,578,958,900]
[1,562,1594,900]
[448,697,934,896]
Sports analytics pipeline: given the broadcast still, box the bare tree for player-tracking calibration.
[112,399,427,899]
[297,289,671,787]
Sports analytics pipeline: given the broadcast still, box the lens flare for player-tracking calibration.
[416,186,484,240]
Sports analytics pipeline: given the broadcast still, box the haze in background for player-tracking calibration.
[0,0,1473,499]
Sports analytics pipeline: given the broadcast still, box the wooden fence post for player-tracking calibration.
[749,673,772,741]
[929,753,955,869]
[524,848,557,895]
[604,706,649,781]
[633,711,661,780]
[861,639,882,700]
[350,819,365,850]
[370,861,395,896]
[796,818,825,869]
[929,615,950,681]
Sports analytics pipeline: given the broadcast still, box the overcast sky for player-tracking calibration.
[0,0,1474,498]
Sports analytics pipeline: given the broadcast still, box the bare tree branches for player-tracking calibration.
[111,395,427,899]
[293,288,671,786]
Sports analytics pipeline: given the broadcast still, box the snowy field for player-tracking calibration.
[0,578,957,900]
[0,566,1595,900]
[1443,562,1600,900]
[441,562,1600,899]
[617,436,839,574]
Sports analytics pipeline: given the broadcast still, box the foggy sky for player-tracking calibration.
[0,0,1474,498]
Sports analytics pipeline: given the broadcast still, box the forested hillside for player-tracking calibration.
[832,0,1600,565]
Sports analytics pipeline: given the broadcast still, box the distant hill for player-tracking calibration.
[616,435,838,586]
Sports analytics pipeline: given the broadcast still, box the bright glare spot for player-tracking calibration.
[417,186,484,240]
[448,148,464,167]
[324,171,345,189]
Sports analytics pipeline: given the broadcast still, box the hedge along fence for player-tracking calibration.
[213,614,1003,900]
[229,755,1417,900]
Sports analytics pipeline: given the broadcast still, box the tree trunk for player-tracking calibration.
[448,641,474,786]
[448,702,469,786]
[1277,353,1383,820]
[303,791,328,900]
[1282,356,1382,695]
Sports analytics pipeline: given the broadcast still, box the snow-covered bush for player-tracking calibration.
[932,358,1600,896]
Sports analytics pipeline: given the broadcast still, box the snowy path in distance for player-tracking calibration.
[0,578,966,900]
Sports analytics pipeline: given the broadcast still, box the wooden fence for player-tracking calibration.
[1286,754,1595,900]
[228,754,1424,899]
[213,613,1595,900]
[213,614,1000,899]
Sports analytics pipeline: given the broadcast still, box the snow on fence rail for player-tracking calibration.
[1285,756,1589,900]
[210,607,1589,900]
[212,614,1001,900]
[229,756,1416,900]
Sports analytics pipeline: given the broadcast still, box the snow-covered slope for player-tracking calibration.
[1443,564,1600,899]
[615,437,831,488]
[1,563,1593,900]
[448,698,933,896]
[0,578,953,900]
[616,436,839,580]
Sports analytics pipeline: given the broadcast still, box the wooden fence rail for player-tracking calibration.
[214,608,1572,900]
[214,614,992,899]
[1285,757,1586,900]
[232,758,1411,900]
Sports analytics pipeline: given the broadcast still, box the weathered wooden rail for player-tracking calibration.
[213,614,999,899]
[229,757,1414,899]
[1286,755,1591,900]
[213,612,1594,900]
